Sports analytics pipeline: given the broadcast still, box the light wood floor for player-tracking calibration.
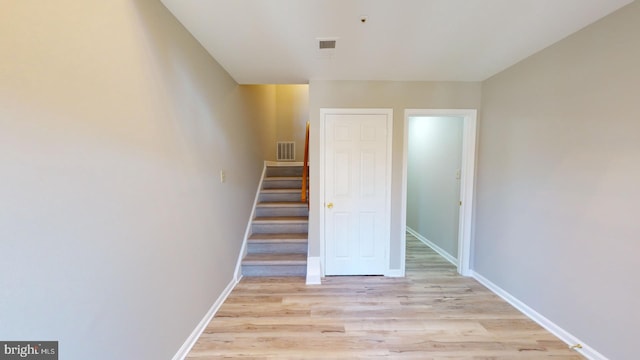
[187,234,583,359]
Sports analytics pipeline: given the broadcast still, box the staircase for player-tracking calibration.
[241,165,308,277]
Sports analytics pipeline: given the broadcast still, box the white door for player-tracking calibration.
[323,110,392,275]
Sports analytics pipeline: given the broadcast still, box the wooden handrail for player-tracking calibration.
[301,121,310,205]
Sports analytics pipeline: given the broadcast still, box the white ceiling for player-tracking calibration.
[160,0,632,84]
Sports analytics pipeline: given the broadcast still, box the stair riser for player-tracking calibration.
[259,192,301,202]
[255,207,309,217]
[263,180,302,189]
[266,167,303,177]
[242,264,306,277]
[247,243,308,254]
[252,223,308,234]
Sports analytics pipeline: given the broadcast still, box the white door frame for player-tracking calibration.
[401,109,477,276]
[319,108,394,276]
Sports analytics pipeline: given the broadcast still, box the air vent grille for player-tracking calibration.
[277,141,295,161]
[319,40,336,49]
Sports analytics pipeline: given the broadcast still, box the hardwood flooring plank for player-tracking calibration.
[185,233,583,359]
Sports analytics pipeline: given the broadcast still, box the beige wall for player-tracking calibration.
[0,1,272,359]
[276,85,309,161]
[4,0,637,358]
[240,84,308,162]
[242,85,278,160]
[308,81,482,270]
[477,2,640,358]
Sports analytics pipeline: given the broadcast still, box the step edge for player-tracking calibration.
[260,188,304,193]
[264,176,303,180]
[242,260,308,266]
[247,240,309,245]
[253,217,309,223]
[256,202,307,207]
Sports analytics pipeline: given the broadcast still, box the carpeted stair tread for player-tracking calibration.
[257,201,307,207]
[264,176,303,180]
[249,233,308,242]
[243,164,308,277]
[260,188,301,193]
[243,253,307,265]
[253,216,308,223]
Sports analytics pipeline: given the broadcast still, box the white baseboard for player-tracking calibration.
[386,269,404,277]
[172,278,238,360]
[306,256,322,285]
[406,227,458,266]
[470,271,607,360]
[235,164,267,281]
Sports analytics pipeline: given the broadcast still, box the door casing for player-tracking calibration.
[401,109,477,276]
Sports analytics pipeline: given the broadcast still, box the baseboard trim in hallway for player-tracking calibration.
[406,226,458,267]
[234,164,267,281]
[406,231,603,359]
[172,278,238,360]
[471,271,606,360]
[305,256,321,284]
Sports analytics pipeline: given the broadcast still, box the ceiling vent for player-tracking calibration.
[317,37,338,59]
[319,40,336,49]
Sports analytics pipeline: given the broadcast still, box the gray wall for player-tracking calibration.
[407,117,463,259]
[308,81,482,270]
[0,1,272,359]
[477,2,640,359]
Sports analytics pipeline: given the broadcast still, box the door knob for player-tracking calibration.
[327,202,334,209]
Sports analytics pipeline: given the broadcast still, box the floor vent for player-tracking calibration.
[277,141,295,161]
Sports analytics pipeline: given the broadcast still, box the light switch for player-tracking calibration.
[220,170,226,183]
[456,169,461,180]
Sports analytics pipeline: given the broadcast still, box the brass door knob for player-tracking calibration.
[327,202,334,209]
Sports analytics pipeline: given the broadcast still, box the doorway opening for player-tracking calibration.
[400,109,477,276]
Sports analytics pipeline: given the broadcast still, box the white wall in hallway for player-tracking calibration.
[407,116,463,259]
